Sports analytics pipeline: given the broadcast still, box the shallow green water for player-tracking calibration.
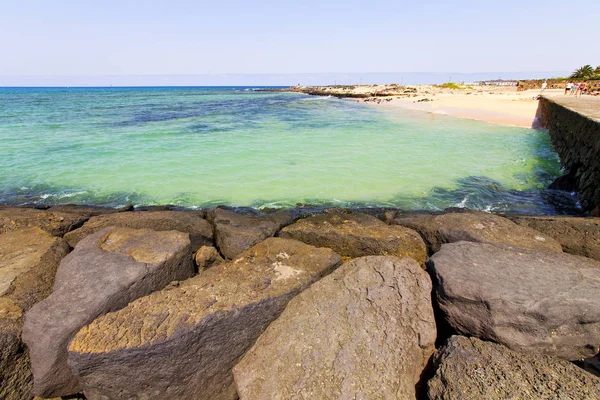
[0,87,574,214]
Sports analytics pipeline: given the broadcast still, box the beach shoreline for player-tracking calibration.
[285,85,571,129]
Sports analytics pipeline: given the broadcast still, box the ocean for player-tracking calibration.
[0,86,576,214]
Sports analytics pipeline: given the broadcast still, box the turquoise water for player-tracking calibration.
[0,87,574,214]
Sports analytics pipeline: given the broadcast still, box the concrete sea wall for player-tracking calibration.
[538,96,600,213]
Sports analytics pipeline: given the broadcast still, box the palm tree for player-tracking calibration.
[570,65,594,79]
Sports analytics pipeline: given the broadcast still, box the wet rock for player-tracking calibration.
[233,256,436,399]
[63,210,212,251]
[510,215,600,261]
[209,208,294,259]
[429,241,600,360]
[23,227,193,398]
[0,207,88,237]
[279,211,427,264]
[67,238,341,400]
[194,245,224,271]
[392,210,562,254]
[428,336,600,399]
[0,228,70,400]
[48,204,117,217]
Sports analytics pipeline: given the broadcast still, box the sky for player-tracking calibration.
[1,0,598,85]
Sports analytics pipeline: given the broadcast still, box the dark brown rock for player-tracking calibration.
[0,228,70,400]
[429,241,600,360]
[209,208,294,259]
[510,215,600,261]
[63,210,212,251]
[0,207,88,237]
[428,336,600,399]
[233,256,436,399]
[67,238,341,400]
[194,245,224,271]
[279,211,427,264]
[23,227,193,398]
[392,210,562,254]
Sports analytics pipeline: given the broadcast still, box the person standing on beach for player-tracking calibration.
[565,82,572,95]
[541,80,548,92]
[579,81,588,96]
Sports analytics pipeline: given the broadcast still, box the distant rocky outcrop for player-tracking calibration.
[64,210,212,250]
[279,211,427,264]
[208,208,293,259]
[23,227,193,398]
[67,238,341,400]
[428,336,600,399]
[428,241,600,360]
[233,256,436,399]
[392,210,562,254]
[0,227,70,400]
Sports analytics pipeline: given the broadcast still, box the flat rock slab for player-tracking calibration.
[209,208,294,259]
[0,207,88,237]
[511,215,600,261]
[23,227,193,398]
[0,228,70,400]
[428,336,600,400]
[233,256,437,400]
[279,211,427,264]
[67,238,341,400]
[392,211,562,254]
[429,241,600,360]
[63,211,212,251]
[0,228,69,299]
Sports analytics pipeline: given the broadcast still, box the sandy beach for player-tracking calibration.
[287,85,573,128]
[373,86,555,128]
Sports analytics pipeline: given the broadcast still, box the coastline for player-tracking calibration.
[285,85,568,129]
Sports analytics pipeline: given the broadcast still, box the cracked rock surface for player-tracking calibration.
[22,227,193,398]
[63,210,212,251]
[0,228,70,400]
[429,241,600,360]
[233,255,436,400]
[428,336,600,400]
[279,211,427,265]
[392,210,562,254]
[209,208,294,259]
[510,215,600,261]
[67,237,341,400]
[0,207,88,237]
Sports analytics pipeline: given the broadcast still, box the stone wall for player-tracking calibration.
[538,97,600,213]
[518,79,600,91]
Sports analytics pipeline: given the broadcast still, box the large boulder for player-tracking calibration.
[63,210,212,251]
[67,238,342,400]
[428,336,600,400]
[428,241,600,360]
[208,208,294,259]
[22,227,193,398]
[510,215,600,261]
[0,207,88,237]
[233,256,437,399]
[392,210,562,254]
[0,228,70,400]
[279,211,427,264]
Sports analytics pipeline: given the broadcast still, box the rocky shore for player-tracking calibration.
[1,204,600,399]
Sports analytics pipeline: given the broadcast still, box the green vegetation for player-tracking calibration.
[570,64,600,79]
[433,82,472,90]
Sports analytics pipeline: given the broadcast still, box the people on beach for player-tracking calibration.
[579,81,588,96]
[565,82,572,95]
[541,80,548,92]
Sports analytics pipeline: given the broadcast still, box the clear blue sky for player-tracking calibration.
[1,0,598,84]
